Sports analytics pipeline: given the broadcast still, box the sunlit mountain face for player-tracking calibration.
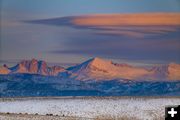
[0,0,180,96]
[1,58,180,80]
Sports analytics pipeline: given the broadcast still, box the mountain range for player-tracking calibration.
[0,57,180,97]
[0,57,180,81]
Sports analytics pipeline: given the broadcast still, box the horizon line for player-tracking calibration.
[0,57,179,68]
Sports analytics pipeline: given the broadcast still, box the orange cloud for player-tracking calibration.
[72,13,180,26]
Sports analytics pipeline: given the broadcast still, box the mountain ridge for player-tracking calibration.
[3,58,65,76]
[0,57,180,80]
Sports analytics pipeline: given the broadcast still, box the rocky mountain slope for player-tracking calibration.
[1,59,65,76]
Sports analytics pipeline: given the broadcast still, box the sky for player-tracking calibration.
[0,0,180,67]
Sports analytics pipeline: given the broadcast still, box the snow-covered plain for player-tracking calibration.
[0,97,179,120]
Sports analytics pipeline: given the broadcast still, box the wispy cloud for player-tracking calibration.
[27,13,180,26]
[26,13,180,38]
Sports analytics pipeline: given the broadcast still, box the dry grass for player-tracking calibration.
[0,113,91,120]
[0,112,165,120]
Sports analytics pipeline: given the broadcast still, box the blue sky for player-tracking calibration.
[0,0,180,67]
[2,0,180,16]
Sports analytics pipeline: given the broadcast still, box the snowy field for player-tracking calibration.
[0,97,180,120]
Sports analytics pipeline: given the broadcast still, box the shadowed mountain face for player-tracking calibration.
[0,57,180,81]
[0,72,180,97]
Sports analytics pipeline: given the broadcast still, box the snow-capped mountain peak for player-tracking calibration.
[67,57,151,80]
[67,57,111,72]
[89,57,115,70]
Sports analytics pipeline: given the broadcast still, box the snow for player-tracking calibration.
[0,97,179,120]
